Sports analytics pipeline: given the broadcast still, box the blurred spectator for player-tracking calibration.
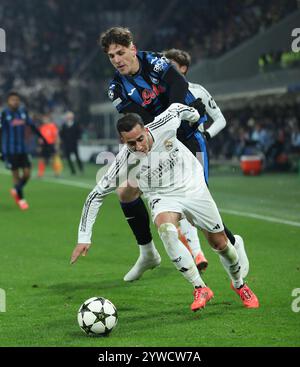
[38,114,61,177]
[60,111,83,175]
[291,125,300,153]
[259,49,300,72]
[209,101,300,172]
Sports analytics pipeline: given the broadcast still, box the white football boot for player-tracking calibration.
[124,251,161,282]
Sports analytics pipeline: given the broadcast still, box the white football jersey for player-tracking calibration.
[78,103,203,243]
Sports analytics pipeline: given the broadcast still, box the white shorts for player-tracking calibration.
[147,185,224,233]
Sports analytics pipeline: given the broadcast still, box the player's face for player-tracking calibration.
[121,125,152,154]
[7,95,20,110]
[107,43,139,75]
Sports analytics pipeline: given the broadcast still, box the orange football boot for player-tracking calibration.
[18,199,29,211]
[191,286,214,312]
[231,283,259,308]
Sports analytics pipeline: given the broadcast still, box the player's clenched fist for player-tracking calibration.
[70,244,91,264]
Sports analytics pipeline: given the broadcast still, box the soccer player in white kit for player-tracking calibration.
[70,103,259,311]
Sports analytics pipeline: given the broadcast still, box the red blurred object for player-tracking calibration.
[240,155,262,175]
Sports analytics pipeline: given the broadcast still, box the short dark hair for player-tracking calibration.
[99,27,134,53]
[163,48,191,70]
[117,113,144,135]
[7,91,21,100]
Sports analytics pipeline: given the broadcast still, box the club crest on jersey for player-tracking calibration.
[164,139,173,151]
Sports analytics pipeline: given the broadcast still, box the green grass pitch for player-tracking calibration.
[0,164,300,346]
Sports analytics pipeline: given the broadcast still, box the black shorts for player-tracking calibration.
[5,154,32,170]
[40,144,55,161]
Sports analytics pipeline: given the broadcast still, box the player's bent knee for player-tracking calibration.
[207,231,227,251]
[158,223,178,248]
[116,185,140,202]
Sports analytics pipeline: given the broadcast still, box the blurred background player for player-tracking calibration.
[0,92,48,210]
[60,111,84,175]
[37,113,62,178]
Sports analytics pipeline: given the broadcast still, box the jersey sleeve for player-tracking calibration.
[108,80,131,113]
[148,103,200,134]
[77,146,130,244]
[189,83,226,138]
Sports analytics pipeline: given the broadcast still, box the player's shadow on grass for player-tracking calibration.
[47,279,125,294]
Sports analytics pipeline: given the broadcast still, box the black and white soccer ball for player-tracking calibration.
[77,297,118,336]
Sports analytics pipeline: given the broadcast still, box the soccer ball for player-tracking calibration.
[77,297,118,336]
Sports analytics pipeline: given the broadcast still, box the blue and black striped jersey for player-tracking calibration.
[108,51,197,138]
[0,106,33,155]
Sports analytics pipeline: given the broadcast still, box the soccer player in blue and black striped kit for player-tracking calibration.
[93,27,248,282]
[0,92,47,210]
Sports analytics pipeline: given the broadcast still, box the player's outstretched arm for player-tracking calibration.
[70,244,91,264]
[72,146,130,264]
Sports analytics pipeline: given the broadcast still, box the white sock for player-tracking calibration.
[179,218,203,258]
[139,240,157,257]
[159,223,205,288]
[215,240,243,288]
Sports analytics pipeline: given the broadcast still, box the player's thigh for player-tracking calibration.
[149,196,183,227]
[185,187,223,233]
[116,181,141,202]
[22,167,31,180]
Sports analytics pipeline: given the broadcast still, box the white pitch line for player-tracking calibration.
[1,170,300,228]
[43,177,93,189]
[220,209,300,228]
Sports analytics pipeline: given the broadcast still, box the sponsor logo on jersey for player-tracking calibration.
[152,57,169,73]
[164,139,173,151]
[141,85,165,106]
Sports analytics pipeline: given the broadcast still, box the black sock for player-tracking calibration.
[224,224,236,245]
[15,178,29,200]
[120,197,152,245]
